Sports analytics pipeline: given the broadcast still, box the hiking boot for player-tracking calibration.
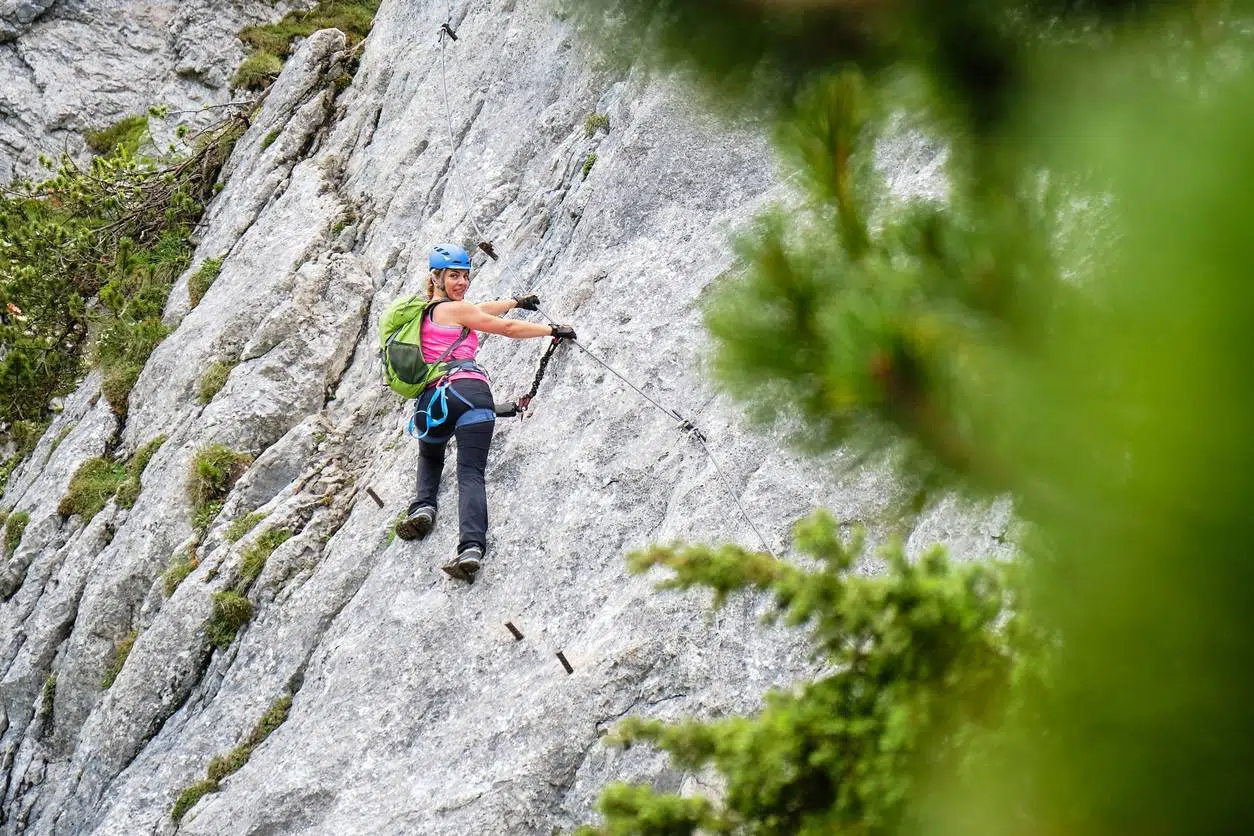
[395,505,436,541]
[441,545,482,583]
[456,546,482,579]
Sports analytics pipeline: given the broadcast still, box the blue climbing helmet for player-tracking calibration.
[429,243,472,272]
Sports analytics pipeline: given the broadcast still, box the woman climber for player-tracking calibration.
[393,243,577,582]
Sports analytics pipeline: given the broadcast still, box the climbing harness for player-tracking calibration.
[408,375,495,442]
[436,20,497,260]
[530,306,777,559]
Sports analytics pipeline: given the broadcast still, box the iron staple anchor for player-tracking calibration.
[439,22,458,41]
[678,418,706,443]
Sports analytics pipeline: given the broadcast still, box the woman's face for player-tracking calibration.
[440,268,470,300]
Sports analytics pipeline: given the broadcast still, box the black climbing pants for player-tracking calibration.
[410,378,495,553]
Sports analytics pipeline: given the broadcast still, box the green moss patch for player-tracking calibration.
[116,434,167,509]
[584,112,610,137]
[4,511,30,555]
[188,257,222,308]
[163,549,200,596]
[59,436,167,520]
[101,629,138,689]
[224,511,266,543]
[232,0,380,91]
[187,444,252,526]
[85,115,149,156]
[171,778,218,823]
[171,692,293,822]
[196,361,235,404]
[100,362,144,419]
[191,500,225,534]
[205,590,253,650]
[239,528,291,583]
[231,51,285,91]
[59,458,127,521]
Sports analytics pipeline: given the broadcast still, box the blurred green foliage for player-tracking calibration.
[580,514,1043,836]
[578,1,1254,834]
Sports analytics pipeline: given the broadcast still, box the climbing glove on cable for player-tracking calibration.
[513,294,540,311]
[550,325,577,340]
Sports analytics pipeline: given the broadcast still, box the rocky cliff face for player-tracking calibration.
[0,0,310,183]
[0,1,1010,832]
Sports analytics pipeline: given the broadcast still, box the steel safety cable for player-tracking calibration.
[437,27,487,242]
[532,307,777,559]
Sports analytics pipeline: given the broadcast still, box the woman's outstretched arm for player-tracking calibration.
[443,301,555,339]
[477,295,539,317]
[476,299,517,316]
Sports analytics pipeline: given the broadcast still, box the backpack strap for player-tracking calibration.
[421,300,472,382]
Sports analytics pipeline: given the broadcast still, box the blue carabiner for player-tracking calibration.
[408,380,452,441]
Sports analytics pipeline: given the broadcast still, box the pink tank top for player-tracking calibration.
[420,303,489,386]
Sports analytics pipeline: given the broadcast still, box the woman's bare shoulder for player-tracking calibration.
[430,300,472,324]
[433,300,491,327]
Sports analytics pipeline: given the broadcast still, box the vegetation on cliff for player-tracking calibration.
[0,112,246,495]
[233,0,379,90]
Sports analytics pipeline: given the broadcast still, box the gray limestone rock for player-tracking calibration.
[0,0,309,183]
[0,1,1017,833]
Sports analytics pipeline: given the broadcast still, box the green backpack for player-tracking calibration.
[378,296,470,398]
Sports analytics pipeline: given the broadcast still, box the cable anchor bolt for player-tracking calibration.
[678,418,706,442]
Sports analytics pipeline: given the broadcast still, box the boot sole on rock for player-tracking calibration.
[441,559,471,582]
[395,512,435,541]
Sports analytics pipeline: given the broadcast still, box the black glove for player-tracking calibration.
[550,324,577,340]
[513,294,540,311]
[494,401,519,418]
